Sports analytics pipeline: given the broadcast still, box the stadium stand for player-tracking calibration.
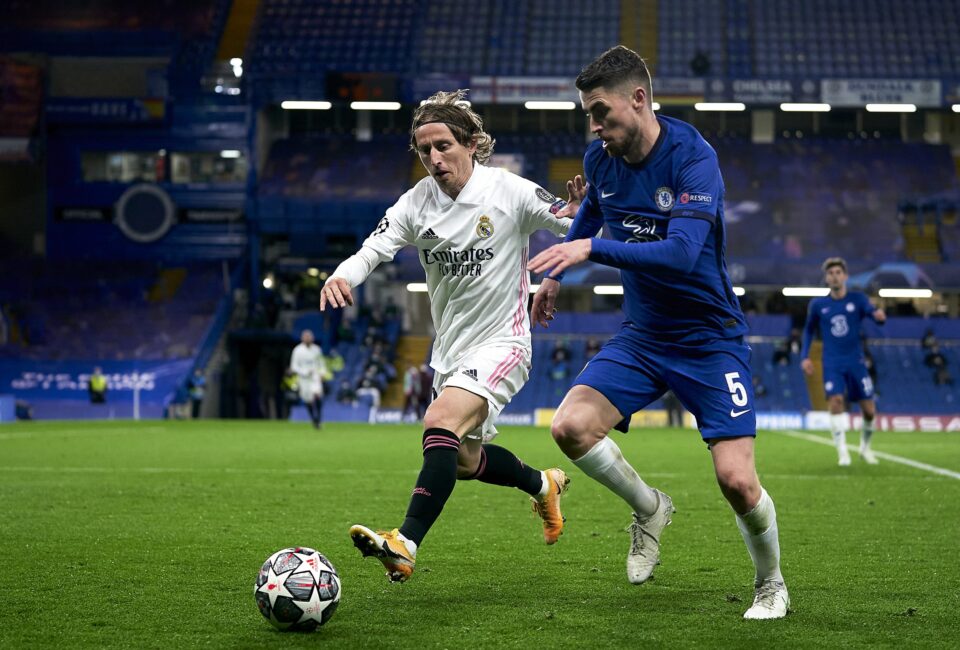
[0,262,225,361]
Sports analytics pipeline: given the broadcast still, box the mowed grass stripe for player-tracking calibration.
[1,421,958,649]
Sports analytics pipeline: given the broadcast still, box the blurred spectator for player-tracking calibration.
[771,341,791,366]
[187,368,206,419]
[337,318,357,344]
[921,327,938,350]
[925,344,953,385]
[416,363,433,418]
[325,348,344,375]
[550,340,571,380]
[336,379,357,405]
[752,375,768,398]
[15,399,33,420]
[402,365,421,422]
[663,390,683,428]
[787,328,802,355]
[89,367,107,404]
[280,369,299,419]
[356,375,381,424]
[585,338,601,360]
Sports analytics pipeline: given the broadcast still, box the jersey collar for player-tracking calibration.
[624,116,668,170]
[433,163,489,206]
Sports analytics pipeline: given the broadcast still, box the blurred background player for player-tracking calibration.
[290,329,326,428]
[320,90,575,583]
[528,46,788,620]
[801,257,887,465]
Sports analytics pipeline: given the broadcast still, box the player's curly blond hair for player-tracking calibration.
[410,89,495,165]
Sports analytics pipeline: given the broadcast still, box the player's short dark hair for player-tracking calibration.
[575,45,652,98]
[821,257,847,273]
[410,89,494,164]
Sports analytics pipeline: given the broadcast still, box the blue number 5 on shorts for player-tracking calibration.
[573,325,756,441]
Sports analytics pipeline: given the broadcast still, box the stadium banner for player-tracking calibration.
[55,207,112,221]
[469,76,577,103]
[0,359,192,420]
[945,81,960,104]
[806,411,960,432]
[706,78,820,104]
[46,98,166,123]
[821,79,942,107]
[404,74,471,102]
[653,77,705,104]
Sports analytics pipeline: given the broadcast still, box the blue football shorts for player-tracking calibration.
[573,325,756,441]
[822,361,874,402]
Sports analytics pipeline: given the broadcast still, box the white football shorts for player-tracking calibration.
[433,343,531,441]
[298,378,323,402]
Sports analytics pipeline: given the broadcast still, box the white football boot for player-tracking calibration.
[743,578,790,619]
[626,489,675,584]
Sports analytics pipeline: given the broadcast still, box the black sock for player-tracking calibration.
[399,428,460,546]
[463,444,543,496]
[313,398,323,426]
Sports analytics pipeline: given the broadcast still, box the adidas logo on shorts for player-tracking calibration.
[420,228,440,240]
[461,368,478,381]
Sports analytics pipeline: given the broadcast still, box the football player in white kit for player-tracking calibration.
[290,329,327,428]
[321,90,576,582]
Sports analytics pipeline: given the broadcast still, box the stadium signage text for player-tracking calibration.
[821,79,942,107]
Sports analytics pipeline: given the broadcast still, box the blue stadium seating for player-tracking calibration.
[658,0,960,78]
[0,262,226,361]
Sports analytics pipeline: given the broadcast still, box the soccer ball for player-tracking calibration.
[254,547,341,631]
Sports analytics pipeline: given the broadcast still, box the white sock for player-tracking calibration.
[537,471,549,498]
[861,419,874,449]
[396,531,418,558]
[735,488,783,584]
[572,436,659,516]
[830,414,847,451]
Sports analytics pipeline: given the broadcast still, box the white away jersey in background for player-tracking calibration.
[290,342,326,384]
[329,164,571,373]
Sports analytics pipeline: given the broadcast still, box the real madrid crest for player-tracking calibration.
[655,187,675,212]
[477,215,494,239]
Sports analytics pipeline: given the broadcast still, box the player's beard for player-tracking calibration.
[602,123,641,160]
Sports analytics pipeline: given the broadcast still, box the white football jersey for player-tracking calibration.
[329,164,571,373]
[290,342,326,383]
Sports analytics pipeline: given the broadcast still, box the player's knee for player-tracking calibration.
[422,404,450,431]
[550,411,589,449]
[716,470,759,503]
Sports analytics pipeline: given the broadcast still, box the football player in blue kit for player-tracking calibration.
[800,257,886,466]
[528,46,788,619]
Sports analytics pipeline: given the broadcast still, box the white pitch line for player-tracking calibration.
[778,429,960,481]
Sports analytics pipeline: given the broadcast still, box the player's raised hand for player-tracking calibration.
[320,277,354,311]
[528,239,592,277]
[873,308,887,324]
[554,175,587,219]
[530,278,561,329]
[800,358,814,376]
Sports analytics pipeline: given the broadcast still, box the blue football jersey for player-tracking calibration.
[801,292,875,364]
[572,115,746,345]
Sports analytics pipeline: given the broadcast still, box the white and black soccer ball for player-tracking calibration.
[254,547,341,631]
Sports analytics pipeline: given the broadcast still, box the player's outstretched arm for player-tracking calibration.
[872,307,887,324]
[553,175,587,219]
[320,277,354,311]
[530,278,561,328]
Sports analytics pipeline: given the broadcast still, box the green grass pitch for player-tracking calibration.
[1,420,958,648]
